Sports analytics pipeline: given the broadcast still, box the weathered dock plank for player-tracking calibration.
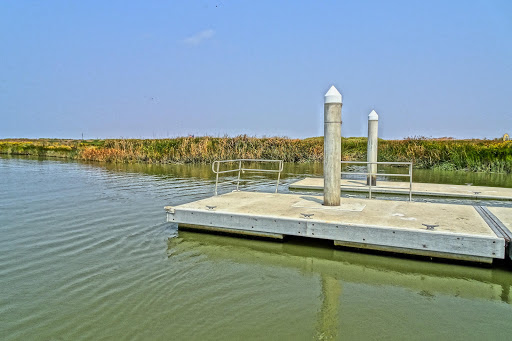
[289,178,512,200]
[165,191,507,263]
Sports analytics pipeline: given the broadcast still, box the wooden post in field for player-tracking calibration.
[323,86,342,206]
[367,110,379,186]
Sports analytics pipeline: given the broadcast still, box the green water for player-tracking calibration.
[1,156,511,340]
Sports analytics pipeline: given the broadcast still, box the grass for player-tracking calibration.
[1,136,511,173]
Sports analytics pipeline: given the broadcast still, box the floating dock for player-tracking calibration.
[165,85,512,265]
[166,191,512,264]
[289,178,512,201]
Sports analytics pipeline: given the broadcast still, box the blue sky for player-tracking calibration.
[1,0,511,139]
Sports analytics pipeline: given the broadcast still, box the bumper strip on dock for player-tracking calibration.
[476,206,512,260]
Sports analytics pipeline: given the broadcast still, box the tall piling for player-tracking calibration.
[367,110,379,186]
[323,86,342,206]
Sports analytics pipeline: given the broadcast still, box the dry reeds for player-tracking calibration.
[1,136,511,173]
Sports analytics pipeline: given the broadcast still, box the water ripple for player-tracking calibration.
[1,156,512,340]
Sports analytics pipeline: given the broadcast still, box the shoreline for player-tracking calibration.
[1,136,511,173]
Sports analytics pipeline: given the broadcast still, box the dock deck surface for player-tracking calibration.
[166,191,510,263]
[288,178,512,200]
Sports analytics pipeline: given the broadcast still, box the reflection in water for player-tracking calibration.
[3,154,512,188]
[169,231,512,304]
[168,231,512,339]
[78,159,512,208]
[82,160,512,189]
[317,275,341,340]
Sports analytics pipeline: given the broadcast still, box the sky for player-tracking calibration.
[1,0,511,140]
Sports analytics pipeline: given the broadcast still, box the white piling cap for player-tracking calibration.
[324,86,342,104]
[368,110,379,121]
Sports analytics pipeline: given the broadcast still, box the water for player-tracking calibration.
[1,155,511,340]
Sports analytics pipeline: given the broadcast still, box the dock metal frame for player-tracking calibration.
[341,161,413,201]
[475,206,512,260]
[212,159,284,195]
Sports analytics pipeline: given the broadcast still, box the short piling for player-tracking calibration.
[367,110,379,186]
[323,86,342,206]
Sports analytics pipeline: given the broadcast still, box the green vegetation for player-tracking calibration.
[1,136,511,173]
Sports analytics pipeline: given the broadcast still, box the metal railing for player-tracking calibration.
[212,159,284,195]
[341,161,413,201]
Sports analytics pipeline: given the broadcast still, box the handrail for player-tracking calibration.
[341,161,413,201]
[212,159,284,195]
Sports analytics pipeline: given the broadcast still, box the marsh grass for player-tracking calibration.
[1,136,511,173]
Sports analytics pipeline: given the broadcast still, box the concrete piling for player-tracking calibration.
[367,110,379,186]
[323,86,342,206]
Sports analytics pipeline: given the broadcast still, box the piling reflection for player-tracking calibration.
[316,274,341,340]
[167,230,512,305]
[166,231,511,339]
